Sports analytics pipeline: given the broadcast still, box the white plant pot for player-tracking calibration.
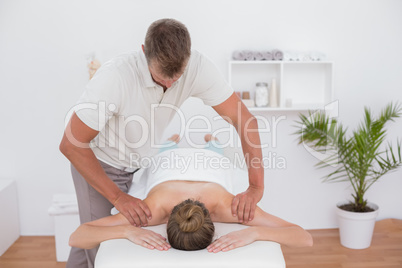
[335,201,379,249]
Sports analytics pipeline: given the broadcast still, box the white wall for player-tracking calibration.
[0,0,401,235]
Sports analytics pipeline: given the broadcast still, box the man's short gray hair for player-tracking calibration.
[144,18,191,78]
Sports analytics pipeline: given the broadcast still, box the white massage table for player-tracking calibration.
[96,223,286,268]
[95,150,286,267]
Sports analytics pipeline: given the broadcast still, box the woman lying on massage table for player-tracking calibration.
[69,134,313,253]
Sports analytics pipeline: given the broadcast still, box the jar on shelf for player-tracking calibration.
[255,82,269,107]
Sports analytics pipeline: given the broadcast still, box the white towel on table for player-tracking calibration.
[110,148,250,215]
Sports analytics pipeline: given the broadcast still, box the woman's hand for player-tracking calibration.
[207,227,259,253]
[125,226,171,251]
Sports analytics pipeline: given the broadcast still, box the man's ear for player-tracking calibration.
[141,45,145,53]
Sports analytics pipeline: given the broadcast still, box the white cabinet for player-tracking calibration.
[0,179,20,256]
[228,61,334,111]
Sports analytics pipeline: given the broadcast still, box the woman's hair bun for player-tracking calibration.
[167,199,215,250]
[175,203,205,232]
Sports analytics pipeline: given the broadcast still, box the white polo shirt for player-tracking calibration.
[75,50,233,170]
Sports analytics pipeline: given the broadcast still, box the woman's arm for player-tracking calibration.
[69,213,170,250]
[247,206,313,248]
[207,224,312,253]
[209,195,313,252]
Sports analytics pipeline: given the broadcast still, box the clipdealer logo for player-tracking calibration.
[64,101,288,163]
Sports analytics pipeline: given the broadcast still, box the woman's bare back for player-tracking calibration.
[143,180,234,225]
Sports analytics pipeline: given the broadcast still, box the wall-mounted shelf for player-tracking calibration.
[248,107,319,112]
[228,61,334,111]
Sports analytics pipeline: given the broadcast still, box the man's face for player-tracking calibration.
[148,62,184,89]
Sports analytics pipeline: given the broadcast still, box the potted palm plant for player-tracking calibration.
[294,102,402,249]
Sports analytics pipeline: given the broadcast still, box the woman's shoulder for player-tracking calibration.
[145,181,233,213]
[143,193,171,225]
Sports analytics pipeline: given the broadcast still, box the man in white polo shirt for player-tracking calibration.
[60,18,264,268]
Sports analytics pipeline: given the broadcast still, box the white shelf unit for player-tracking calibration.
[228,61,334,111]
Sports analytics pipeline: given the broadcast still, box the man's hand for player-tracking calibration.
[114,192,152,227]
[126,226,170,251]
[231,186,263,223]
[207,227,258,253]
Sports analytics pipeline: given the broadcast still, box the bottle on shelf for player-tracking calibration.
[269,78,278,108]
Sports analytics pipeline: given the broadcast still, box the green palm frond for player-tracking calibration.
[294,102,402,212]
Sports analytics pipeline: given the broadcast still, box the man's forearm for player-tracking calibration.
[61,144,122,204]
[240,114,264,189]
[211,93,264,189]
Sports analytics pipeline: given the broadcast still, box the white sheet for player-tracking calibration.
[143,148,235,196]
[95,223,286,268]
